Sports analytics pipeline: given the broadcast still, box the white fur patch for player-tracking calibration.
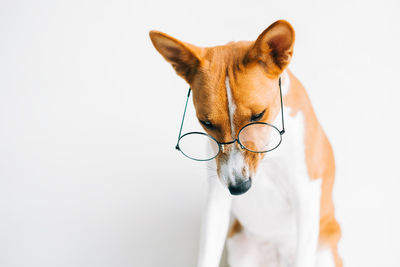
[295,177,322,267]
[227,230,279,267]
[197,176,232,267]
[316,246,335,267]
[219,147,248,186]
[219,76,249,186]
[225,76,236,137]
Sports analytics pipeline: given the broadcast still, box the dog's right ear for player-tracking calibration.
[149,31,202,83]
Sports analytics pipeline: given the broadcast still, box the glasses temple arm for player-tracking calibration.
[176,88,192,149]
[279,77,285,135]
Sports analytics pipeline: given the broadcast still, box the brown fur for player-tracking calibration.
[228,219,243,238]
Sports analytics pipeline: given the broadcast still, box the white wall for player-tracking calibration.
[1,0,399,266]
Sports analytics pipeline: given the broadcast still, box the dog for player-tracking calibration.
[149,20,342,267]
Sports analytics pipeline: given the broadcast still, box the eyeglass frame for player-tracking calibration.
[175,77,286,161]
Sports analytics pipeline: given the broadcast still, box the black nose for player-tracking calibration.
[228,178,252,195]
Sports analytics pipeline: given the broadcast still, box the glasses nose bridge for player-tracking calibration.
[220,139,243,153]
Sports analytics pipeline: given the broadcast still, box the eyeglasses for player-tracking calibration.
[175,77,285,161]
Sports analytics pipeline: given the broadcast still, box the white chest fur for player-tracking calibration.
[231,166,296,241]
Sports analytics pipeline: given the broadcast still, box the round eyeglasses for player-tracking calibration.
[175,77,285,161]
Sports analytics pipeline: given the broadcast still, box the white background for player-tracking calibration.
[1,0,400,266]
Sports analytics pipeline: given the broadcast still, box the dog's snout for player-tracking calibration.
[228,178,252,195]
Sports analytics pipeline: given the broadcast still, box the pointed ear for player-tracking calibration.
[149,31,202,83]
[246,20,295,77]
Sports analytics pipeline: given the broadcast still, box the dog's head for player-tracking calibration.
[150,20,295,195]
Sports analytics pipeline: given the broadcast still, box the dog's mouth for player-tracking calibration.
[227,178,252,195]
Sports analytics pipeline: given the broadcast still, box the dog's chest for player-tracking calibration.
[231,164,296,242]
[230,108,308,244]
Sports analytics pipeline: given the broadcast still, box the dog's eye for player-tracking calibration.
[199,120,215,129]
[251,110,266,122]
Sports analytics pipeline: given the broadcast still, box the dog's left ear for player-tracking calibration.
[246,20,295,77]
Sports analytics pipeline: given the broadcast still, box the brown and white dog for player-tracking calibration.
[149,20,342,267]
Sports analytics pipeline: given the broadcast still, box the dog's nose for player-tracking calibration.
[228,178,252,195]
